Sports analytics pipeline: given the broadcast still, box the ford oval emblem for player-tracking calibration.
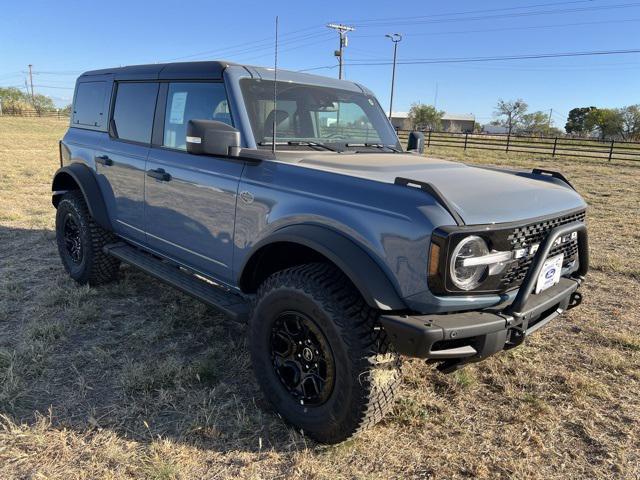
[545,269,556,279]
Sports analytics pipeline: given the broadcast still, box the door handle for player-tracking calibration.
[146,168,172,182]
[95,155,113,166]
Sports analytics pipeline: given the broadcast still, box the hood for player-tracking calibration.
[280,152,586,225]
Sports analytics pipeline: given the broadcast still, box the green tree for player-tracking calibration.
[31,93,55,114]
[0,87,31,114]
[620,104,640,140]
[520,111,552,135]
[494,98,528,134]
[565,107,596,135]
[408,103,444,130]
[585,108,624,140]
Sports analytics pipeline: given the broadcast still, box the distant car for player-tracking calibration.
[52,61,588,444]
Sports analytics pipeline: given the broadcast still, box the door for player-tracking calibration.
[144,81,243,284]
[96,81,159,242]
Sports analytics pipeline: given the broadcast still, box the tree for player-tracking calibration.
[619,104,640,140]
[0,86,56,115]
[520,111,552,135]
[585,108,624,140]
[408,103,444,130]
[493,99,528,134]
[31,93,55,114]
[565,107,596,135]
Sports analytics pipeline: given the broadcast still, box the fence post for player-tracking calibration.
[427,130,432,148]
[464,132,469,150]
[506,132,511,153]
[608,140,615,162]
[552,137,558,157]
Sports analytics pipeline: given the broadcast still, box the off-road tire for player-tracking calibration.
[55,191,120,285]
[249,263,401,444]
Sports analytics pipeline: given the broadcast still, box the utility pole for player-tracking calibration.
[28,64,34,103]
[385,33,402,120]
[327,23,355,79]
[547,108,553,129]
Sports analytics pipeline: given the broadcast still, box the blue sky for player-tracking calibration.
[1,0,639,126]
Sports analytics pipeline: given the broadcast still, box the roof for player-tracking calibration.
[81,61,239,80]
[78,60,366,93]
[442,113,475,121]
[389,111,475,121]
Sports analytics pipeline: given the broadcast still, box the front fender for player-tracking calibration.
[239,224,408,311]
[52,163,112,231]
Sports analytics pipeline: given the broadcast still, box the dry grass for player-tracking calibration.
[0,117,638,479]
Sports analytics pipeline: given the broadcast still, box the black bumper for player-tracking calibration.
[380,221,588,372]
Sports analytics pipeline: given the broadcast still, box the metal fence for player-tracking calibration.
[0,109,69,119]
[396,130,640,162]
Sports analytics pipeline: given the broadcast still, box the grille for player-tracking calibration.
[500,210,586,289]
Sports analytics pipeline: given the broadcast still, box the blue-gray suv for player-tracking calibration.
[52,61,588,444]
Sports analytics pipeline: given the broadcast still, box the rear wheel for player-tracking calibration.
[55,191,120,285]
[249,263,401,444]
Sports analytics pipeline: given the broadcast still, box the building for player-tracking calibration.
[441,113,475,133]
[389,111,411,130]
[388,111,476,132]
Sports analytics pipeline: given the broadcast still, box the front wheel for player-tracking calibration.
[249,263,401,444]
[55,191,120,286]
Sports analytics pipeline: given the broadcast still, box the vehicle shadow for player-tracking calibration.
[0,225,304,453]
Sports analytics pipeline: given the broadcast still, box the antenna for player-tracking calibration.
[272,16,279,154]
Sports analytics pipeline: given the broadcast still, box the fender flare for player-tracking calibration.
[51,163,112,231]
[239,224,407,311]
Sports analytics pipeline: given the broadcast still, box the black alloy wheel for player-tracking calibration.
[270,311,335,405]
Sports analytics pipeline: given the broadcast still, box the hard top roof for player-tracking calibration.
[80,61,238,80]
[79,61,367,93]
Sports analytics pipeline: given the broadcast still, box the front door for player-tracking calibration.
[144,81,243,284]
[96,81,159,243]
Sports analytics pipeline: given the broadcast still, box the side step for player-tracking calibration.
[104,243,250,321]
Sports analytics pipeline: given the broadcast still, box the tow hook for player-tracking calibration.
[567,292,582,310]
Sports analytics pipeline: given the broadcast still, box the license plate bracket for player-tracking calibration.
[535,253,564,294]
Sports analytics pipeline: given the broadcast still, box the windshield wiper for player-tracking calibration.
[345,143,401,153]
[258,140,339,152]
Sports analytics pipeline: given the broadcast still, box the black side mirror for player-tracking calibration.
[407,131,425,154]
[186,120,241,157]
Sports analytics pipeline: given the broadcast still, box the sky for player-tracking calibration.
[1,0,639,126]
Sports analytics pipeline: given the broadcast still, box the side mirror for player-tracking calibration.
[186,119,241,157]
[407,131,425,154]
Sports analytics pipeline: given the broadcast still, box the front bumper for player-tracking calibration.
[380,221,588,372]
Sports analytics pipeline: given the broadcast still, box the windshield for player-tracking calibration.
[240,79,399,151]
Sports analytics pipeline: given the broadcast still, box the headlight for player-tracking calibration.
[449,236,489,290]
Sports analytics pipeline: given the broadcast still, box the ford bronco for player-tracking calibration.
[53,61,588,444]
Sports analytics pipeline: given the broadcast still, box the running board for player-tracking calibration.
[104,243,250,321]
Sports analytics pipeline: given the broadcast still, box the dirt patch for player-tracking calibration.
[0,118,638,479]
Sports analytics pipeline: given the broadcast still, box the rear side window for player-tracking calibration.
[163,82,232,150]
[73,81,107,128]
[112,82,159,144]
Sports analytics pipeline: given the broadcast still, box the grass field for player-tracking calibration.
[1,117,639,479]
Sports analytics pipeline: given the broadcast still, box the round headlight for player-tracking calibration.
[449,236,489,291]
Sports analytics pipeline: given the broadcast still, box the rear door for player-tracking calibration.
[95,81,159,243]
[144,81,243,284]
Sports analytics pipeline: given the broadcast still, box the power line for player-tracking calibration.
[161,26,326,62]
[298,48,640,71]
[338,0,603,24]
[350,18,640,39]
[345,2,640,28]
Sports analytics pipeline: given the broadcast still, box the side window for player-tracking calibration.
[72,81,107,128]
[163,82,232,150]
[112,82,158,144]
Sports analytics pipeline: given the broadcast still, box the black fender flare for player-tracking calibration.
[240,224,407,311]
[51,163,112,231]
